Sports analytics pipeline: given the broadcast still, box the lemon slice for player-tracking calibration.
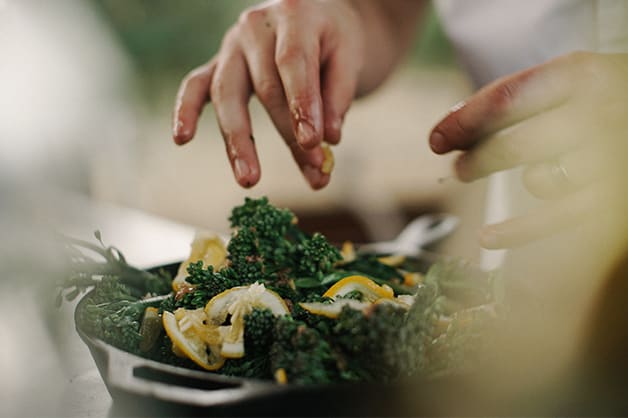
[377,254,406,267]
[173,231,228,292]
[205,283,289,323]
[205,283,289,358]
[299,299,371,318]
[323,275,394,302]
[162,309,225,371]
[274,368,288,385]
[340,241,356,263]
[395,294,416,307]
[402,271,423,287]
[321,143,334,174]
[373,295,415,309]
[218,326,245,359]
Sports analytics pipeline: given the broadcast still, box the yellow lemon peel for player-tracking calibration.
[323,275,394,302]
[162,309,225,371]
[204,283,289,359]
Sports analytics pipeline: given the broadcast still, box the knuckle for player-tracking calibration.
[255,78,283,104]
[182,69,199,85]
[238,7,266,27]
[490,81,518,112]
[182,64,210,86]
[220,26,242,49]
[274,43,304,67]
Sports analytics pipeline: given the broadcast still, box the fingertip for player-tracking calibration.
[173,132,193,145]
[429,131,451,154]
[234,158,261,188]
[454,153,474,182]
[248,163,262,187]
[479,225,500,249]
[310,173,331,190]
[238,176,260,189]
[173,119,195,145]
[302,165,330,190]
[324,117,342,145]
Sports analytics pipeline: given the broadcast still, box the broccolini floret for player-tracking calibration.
[331,304,409,382]
[294,233,342,280]
[225,197,341,295]
[217,308,279,380]
[270,316,339,385]
[75,277,144,353]
[244,308,277,354]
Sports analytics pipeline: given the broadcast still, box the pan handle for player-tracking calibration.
[99,340,276,407]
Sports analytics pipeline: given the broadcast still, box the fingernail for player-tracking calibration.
[234,158,250,180]
[302,164,322,187]
[173,120,191,144]
[430,132,449,154]
[324,118,342,144]
[297,121,316,147]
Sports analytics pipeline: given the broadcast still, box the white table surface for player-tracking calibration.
[0,191,210,417]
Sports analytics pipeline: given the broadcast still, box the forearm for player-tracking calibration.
[348,0,428,96]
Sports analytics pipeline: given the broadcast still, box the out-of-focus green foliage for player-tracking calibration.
[410,5,456,66]
[88,0,257,96]
[88,0,454,99]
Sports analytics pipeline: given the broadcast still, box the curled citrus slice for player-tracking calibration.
[377,254,406,267]
[218,326,245,359]
[402,271,423,287]
[323,275,394,302]
[173,231,228,291]
[205,283,289,323]
[274,368,288,385]
[373,294,415,309]
[299,299,370,318]
[162,309,225,371]
[340,241,356,263]
[204,283,289,358]
[321,143,334,174]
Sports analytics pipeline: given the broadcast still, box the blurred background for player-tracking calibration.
[1,0,486,258]
[7,1,628,417]
[0,1,486,416]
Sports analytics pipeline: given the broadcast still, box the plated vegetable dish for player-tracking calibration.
[61,197,500,385]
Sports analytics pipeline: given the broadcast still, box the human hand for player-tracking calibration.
[172,0,366,189]
[429,52,628,249]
